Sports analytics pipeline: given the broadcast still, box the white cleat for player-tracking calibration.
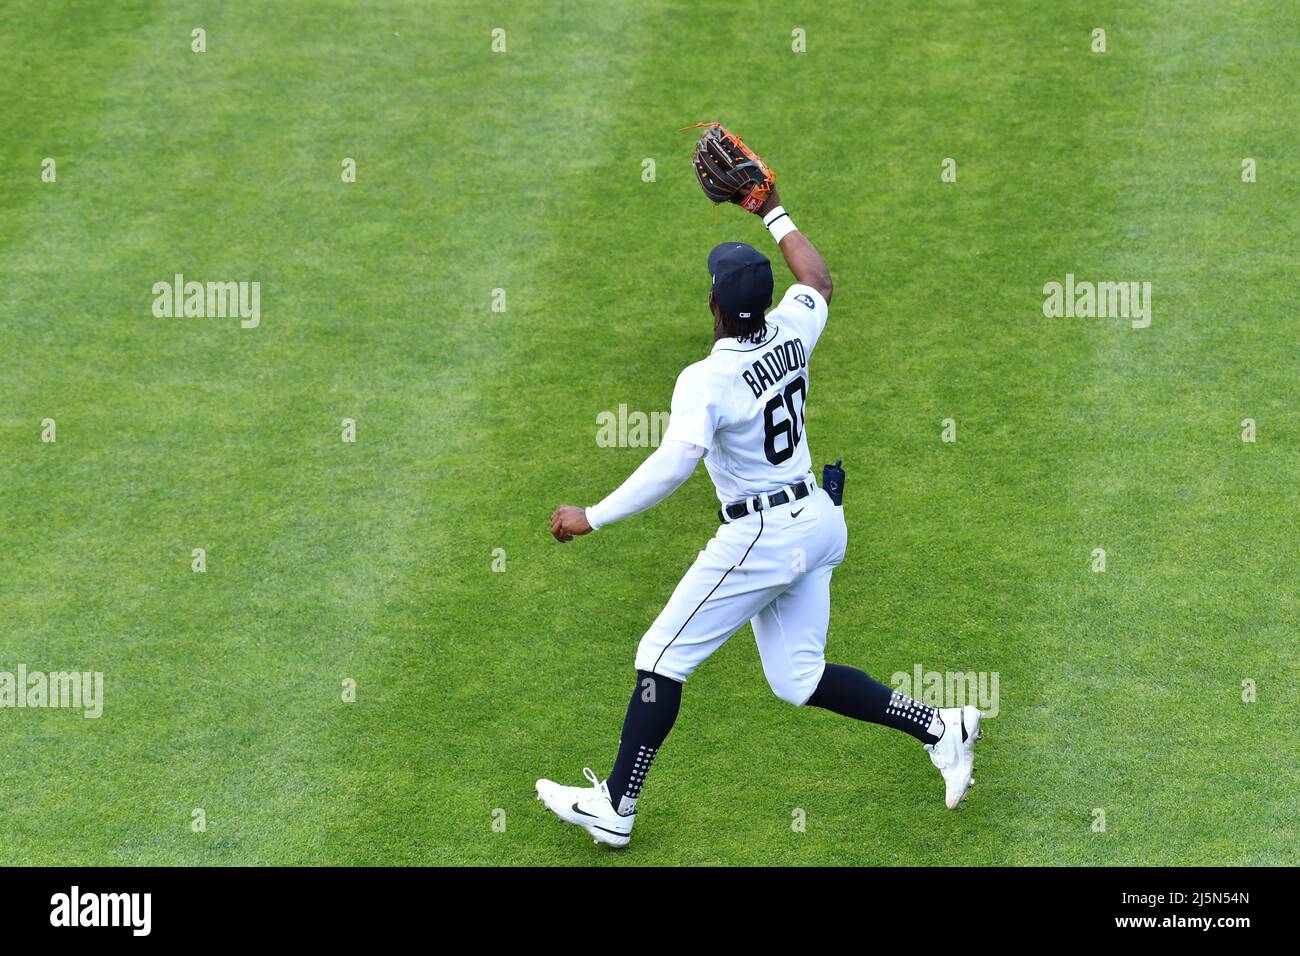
[535,767,635,848]
[924,705,982,809]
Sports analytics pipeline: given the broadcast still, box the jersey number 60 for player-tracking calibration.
[763,376,807,465]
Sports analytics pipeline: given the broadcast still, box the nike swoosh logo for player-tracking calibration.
[571,802,627,834]
[790,508,805,518]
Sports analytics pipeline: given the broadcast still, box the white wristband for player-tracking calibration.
[763,205,798,243]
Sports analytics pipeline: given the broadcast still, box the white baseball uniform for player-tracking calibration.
[586,282,846,705]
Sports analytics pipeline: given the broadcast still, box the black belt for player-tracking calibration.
[718,479,815,523]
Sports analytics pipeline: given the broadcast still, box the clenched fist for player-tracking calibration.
[550,505,593,543]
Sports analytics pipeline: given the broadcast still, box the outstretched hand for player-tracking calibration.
[550,505,593,543]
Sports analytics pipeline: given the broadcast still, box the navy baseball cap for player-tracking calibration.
[708,242,773,320]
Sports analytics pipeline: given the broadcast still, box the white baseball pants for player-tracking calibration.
[635,487,848,704]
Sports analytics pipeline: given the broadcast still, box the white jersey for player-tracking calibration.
[662,283,829,504]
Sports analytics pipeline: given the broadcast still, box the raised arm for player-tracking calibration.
[756,187,832,304]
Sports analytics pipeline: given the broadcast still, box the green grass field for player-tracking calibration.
[2,0,1297,866]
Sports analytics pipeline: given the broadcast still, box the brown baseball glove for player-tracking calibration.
[682,122,775,214]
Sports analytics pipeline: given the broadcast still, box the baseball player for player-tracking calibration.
[538,125,982,848]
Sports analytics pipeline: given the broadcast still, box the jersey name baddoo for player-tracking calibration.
[740,337,808,399]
